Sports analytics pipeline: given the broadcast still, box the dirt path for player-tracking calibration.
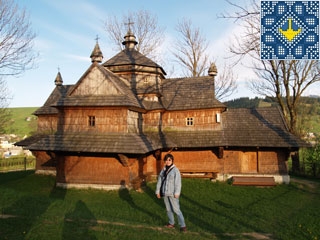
[290,177,320,193]
[0,214,17,219]
[65,218,274,239]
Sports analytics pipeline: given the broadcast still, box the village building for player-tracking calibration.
[16,30,308,189]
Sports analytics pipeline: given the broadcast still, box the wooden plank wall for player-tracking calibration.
[161,109,222,131]
[160,150,223,173]
[157,148,289,175]
[58,108,129,133]
[72,68,121,95]
[56,155,138,186]
[37,115,58,133]
[33,151,56,171]
[258,150,289,174]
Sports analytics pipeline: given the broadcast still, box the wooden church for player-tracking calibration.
[17,30,308,189]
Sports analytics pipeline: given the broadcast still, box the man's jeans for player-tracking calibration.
[163,196,186,227]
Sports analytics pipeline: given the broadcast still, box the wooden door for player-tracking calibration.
[240,151,257,173]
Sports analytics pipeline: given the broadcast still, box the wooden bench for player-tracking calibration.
[232,176,276,186]
[180,170,218,179]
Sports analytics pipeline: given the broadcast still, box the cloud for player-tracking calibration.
[64,54,89,63]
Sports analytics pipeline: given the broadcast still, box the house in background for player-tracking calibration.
[16,30,308,189]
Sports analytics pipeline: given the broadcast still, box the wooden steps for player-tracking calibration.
[180,170,218,179]
[232,176,276,186]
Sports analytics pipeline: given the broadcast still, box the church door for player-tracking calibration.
[240,151,258,173]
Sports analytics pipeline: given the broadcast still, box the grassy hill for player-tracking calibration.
[4,107,38,137]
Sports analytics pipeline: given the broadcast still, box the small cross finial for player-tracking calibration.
[57,66,60,72]
[95,35,100,43]
[124,18,134,32]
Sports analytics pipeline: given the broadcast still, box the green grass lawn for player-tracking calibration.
[0,171,319,240]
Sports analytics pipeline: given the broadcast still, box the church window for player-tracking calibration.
[186,117,194,126]
[88,116,95,127]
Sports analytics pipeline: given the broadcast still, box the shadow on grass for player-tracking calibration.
[118,187,164,224]
[0,171,69,239]
[143,184,164,208]
[62,200,97,240]
[0,194,53,240]
[0,170,34,185]
[181,194,223,233]
[180,185,270,235]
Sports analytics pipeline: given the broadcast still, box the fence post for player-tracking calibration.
[24,157,27,171]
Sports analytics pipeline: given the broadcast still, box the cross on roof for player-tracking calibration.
[95,35,100,43]
[124,18,134,32]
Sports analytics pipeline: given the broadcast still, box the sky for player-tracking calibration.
[6,0,320,107]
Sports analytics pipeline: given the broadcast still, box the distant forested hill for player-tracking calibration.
[223,97,278,108]
[224,96,320,136]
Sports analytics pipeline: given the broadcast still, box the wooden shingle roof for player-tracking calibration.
[161,77,226,110]
[34,69,226,113]
[103,48,166,75]
[33,85,74,115]
[153,107,308,149]
[26,133,163,154]
[20,107,308,154]
[220,107,309,148]
[34,61,146,114]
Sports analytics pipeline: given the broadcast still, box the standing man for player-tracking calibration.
[155,153,187,232]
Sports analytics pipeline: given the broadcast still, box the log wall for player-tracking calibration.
[161,150,223,172]
[37,115,58,133]
[33,150,56,172]
[258,150,289,174]
[143,112,161,131]
[57,108,131,133]
[37,108,224,134]
[34,147,290,187]
[160,109,223,131]
[55,155,141,186]
[157,148,289,175]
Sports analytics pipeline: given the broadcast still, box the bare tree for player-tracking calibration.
[252,60,320,134]
[221,0,260,63]
[172,18,209,77]
[0,77,11,133]
[104,9,165,60]
[0,0,36,132]
[214,62,238,101]
[172,18,237,100]
[0,0,37,77]
[221,0,320,135]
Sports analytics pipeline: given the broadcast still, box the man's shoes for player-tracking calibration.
[180,226,187,232]
[164,223,175,228]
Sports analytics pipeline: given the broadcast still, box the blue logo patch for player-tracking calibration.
[261,1,319,60]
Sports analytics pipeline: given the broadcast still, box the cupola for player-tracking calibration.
[208,63,218,76]
[122,29,138,50]
[54,71,63,86]
[90,38,103,63]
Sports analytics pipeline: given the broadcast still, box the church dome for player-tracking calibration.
[208,63,218,76]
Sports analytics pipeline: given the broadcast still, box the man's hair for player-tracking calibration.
[164,153,174,162]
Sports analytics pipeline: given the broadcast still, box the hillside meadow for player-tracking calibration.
[4,107,38,137]
[0,171,319,240]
